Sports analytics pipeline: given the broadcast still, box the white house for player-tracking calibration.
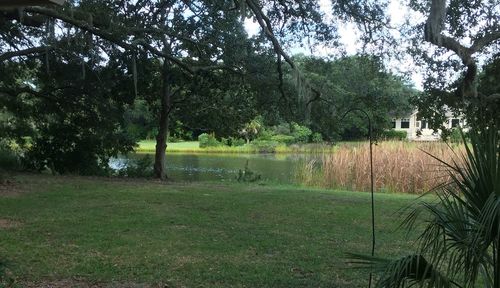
[392,110,467,141]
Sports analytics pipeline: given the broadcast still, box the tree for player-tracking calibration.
[1,0,393,179]
[408,0,500,129]
[239,116,263,144]
[0,1,251,179]
[351,1,500,286]
[0,40,137,174]
[294,55,415,140]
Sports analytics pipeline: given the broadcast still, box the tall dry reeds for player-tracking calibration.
[295,141,463,194]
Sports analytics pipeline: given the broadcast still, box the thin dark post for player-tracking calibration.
[341,108,375,288]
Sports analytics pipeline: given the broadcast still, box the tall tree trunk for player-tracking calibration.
[154,58,172,180]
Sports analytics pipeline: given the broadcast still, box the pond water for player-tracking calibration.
[110,153,321,183]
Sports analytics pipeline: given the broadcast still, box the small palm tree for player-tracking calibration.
[352,126,500,288]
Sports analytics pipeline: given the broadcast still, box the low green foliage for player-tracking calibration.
[291,122,313,143]
[169,121,194,143]
[250,140,280,153]
[0,144,21,182]
[236,160,261,182]
[198,133,221,148]
[0,261,15,288]
[270,134,296,145]
[221,137,246,147]
[117,155,154,178]
[447,128,468,143]
[311,132,323,143]
[257,122,317,145]
[0,146,20,172]
[0,174,416,287]
[380,130,407,141]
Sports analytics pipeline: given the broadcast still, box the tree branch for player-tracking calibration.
[424,0,500,98]
[244,0,322,107]
[0,46,51,62]
[470,30,500,54]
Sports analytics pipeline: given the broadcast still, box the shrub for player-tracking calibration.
[229,137,245,147]
[448,128,468,143]
[220,137,229,146]
[380,130,407,141]
[256,129,273,141]
[117,155,153,177]
[0,146,20,172]
[270,134,295,145]
[251,140,279,153]
[270,123,291,135]
[311,132,323,143]
[236,160,261,182]
[291,123,312,143]
[198,133,221,148]
[170,121,193,142]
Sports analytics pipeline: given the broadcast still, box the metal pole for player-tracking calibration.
[341,108,375,288]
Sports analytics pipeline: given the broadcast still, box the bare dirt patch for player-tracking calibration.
[0,181,26,197]
[0,218,22,229]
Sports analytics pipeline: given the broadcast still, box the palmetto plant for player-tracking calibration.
[351,126,500,288]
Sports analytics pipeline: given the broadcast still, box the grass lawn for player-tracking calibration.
[136,140,337,154]
[137,140,259,153]
[138,140,201,152]
[0,175,418,287]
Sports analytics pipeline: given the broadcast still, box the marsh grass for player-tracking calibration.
[295,141,463,194]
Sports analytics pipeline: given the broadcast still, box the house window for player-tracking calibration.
[400,118,410,129]
[421,120,428,129]
[451,118,460,128]
[391,120,396,129]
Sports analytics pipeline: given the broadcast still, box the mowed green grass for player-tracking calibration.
[137,140,253,153]
[0,175,418,287]
[138,140,200,152]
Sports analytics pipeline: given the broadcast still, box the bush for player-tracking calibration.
[448,128,468,143]
[270,123,291,135]
[198,133,221,148]
[117,155,153,177]
[270,134,295,145]
[251,140,279,153]
[311,132,323,143]
[229,137,245,147]
[256,129,274,141]
[380,130,407,141]
[291,123,313,143]
[170,121,193,142]
[0,146,20,172]
[236,160,261,182]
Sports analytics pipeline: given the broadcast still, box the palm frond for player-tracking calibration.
[347,254,459,288]
[357,126,500,288]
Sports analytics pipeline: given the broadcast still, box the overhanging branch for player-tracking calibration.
[244,0,322,110]
[0,46,51,62]
[424,0,500,98]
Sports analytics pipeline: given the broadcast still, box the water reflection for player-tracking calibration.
[110,153,320,183]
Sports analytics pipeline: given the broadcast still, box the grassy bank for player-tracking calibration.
[136,140,337,154]
[136,139,451,154]
[0,175,417,287]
